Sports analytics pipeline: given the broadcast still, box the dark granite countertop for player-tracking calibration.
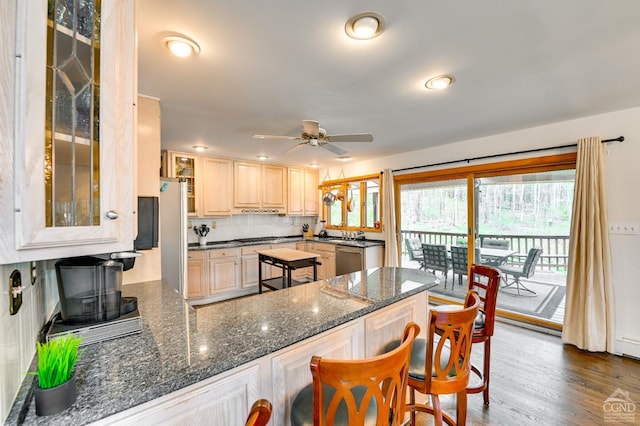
[7,267,435,425]
[188,235,385,251]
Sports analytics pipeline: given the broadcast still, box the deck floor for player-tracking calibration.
[401,256,567,325]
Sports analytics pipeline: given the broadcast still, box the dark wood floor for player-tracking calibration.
[413,321,640,425]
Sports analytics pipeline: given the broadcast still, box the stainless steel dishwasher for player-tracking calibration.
[335,246,363,275]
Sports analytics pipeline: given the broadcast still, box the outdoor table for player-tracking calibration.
[479,247,518,266]
[257,248,320,293]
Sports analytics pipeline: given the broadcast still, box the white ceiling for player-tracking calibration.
[137,0,640,168]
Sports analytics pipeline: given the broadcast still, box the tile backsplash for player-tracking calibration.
[188,214,320,245]
[0,262,58,423]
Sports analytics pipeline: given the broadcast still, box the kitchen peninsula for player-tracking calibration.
[7,267,437,425]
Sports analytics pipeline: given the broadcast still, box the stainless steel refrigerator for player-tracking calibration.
[160,178,188,299]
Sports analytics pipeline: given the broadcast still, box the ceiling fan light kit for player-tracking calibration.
[345,12,385,40]
[253,119,373,157]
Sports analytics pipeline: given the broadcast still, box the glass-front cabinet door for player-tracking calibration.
[0,0,136,263]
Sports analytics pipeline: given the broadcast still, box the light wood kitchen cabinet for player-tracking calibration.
[262,164,287,208]
[306,242,336,279]
[208,248,241,295]
[0,0,136,263]
[187,251,207,299]
[287,168,319,216]
[166,151,201,216]
[201,157,232,216]
[187,248,243,303]
[241,244,271,290]
[304,168,319,215]
[233,161,262,208]
[233,161,286,213]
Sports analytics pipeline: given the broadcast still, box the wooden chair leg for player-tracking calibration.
[483,338,491,405]
[432,394,443,426]
[409,387,416,426]
[456,389,467,425]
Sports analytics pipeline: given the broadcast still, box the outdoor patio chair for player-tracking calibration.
[405,238,425,270]
[450,246,483,287]
[481,238,510,250]
[497,247,543,296]
[450,245,469,286]
[421,243,451,287]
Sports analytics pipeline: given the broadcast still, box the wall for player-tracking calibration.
[322,107,640,357]
[123,95,162,285]
[0,262,58,422]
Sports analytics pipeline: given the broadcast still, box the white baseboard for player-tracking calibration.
[616,337,640,359]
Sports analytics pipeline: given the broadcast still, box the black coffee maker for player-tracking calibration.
[54,253,140,325]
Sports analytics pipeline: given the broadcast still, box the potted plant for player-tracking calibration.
[29,334,83,416]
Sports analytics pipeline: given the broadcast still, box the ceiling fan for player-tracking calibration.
[253,120,373,156]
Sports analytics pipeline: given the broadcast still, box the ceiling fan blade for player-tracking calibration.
[284,142,308,154]
[324,133,374,143]
[320,143,348,156]
[302,120,320,136]
[253,134,301,141]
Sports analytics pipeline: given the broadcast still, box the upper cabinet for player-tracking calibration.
[165,152,201,216]
[233,161,286,213]
[288,167,319,216]
[0,0,136,263]
[163,151,233,217]
[201,157,232,217]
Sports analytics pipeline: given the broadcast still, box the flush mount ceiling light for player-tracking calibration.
[257,155,269,160]
[337,156,352,162]
[309,162,320,168]
[345,12,385,40]
[192,145,209,152]
[425,74,456,90]
[163,35,201,57]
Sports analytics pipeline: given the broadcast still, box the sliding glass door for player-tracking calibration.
[396,154,576,328]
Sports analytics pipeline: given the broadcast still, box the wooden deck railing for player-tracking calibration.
[400,230,570,272]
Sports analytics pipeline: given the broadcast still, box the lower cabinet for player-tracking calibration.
[187,248,242,304]
[97,292,427,426]
[241,244,271,290]
[208,249,241,295]
[187,251,207,299]
[305,242,336,279]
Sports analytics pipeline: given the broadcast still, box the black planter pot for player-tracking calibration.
[34,373,77,416]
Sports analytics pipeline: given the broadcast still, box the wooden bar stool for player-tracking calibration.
[245,399,272,426]
[404,290,480,426]
[466,264,501,405]
[290,322,420,426]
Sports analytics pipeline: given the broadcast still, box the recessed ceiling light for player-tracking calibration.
[162,35,201,57]
[192,145,209,152]
[425,74,456,90]
[345,12,385,40]
[257,155,269,160]
[337,156,352,162]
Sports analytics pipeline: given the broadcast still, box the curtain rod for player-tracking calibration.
[389,136,624,174]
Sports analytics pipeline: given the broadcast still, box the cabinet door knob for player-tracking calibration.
[106,210,119,220]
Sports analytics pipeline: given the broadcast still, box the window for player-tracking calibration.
[321,173,381,232]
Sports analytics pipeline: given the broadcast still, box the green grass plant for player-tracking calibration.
[31,335,83,389]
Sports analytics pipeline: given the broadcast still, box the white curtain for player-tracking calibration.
[562,137,615,352]
[382,168,399,267]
